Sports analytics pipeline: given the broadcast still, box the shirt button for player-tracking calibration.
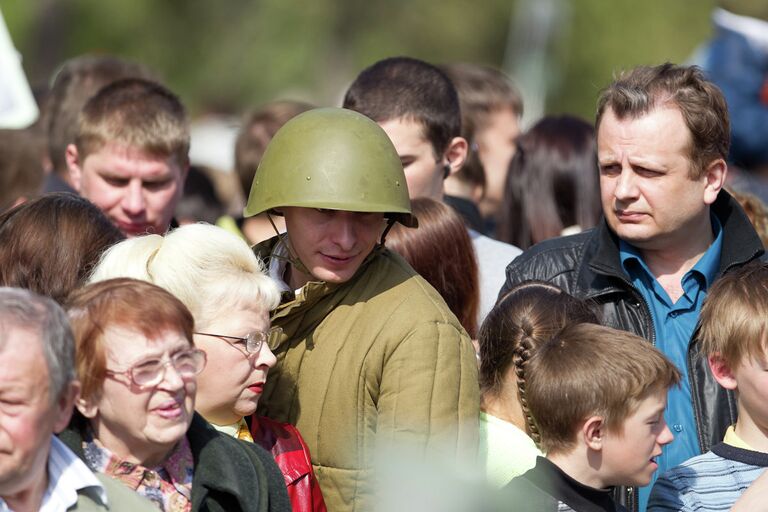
[673,424,683,432]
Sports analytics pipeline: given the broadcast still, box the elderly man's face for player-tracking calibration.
[0,325,75,498]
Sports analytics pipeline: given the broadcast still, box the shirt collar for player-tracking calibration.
[620,215,723,288]
[40,436,107,512]
[267,237,299,295]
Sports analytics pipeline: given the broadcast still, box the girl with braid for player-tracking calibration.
[478,281,598,487]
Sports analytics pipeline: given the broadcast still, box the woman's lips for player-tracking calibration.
[153,400,183,419]
[248,383,264,394]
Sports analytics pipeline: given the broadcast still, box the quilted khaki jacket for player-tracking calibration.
[255,238,480,512]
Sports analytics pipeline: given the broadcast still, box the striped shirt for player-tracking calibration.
[0,436,107,512]
[648,443,768,511]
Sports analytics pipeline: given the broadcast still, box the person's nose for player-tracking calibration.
[254,342,277,369]
[613,166,639,202]
[331,215,357,251]
[157,362,186,392]
[122,180,146,216]
[657,421,674,446]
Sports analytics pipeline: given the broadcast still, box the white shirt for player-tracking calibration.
[0,436,107,512]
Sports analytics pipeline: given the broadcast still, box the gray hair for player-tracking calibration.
[0,287,75,401]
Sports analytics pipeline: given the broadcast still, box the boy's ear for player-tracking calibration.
[582,415,605,451]
[708,354,738,390]
[442,136,468,177]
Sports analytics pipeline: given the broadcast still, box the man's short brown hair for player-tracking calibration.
[699,261,768,368]
[45,55,154,177]
[75,78,189,167]
[525,323,680,454]
[442,62,523,133]
[596,63,729,180]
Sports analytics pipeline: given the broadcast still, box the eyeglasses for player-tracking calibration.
[105,349,207,390]
[195,327,282,356]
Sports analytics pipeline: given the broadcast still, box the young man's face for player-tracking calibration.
[597,106,722,253]
[67,142,187,237]
[378,118,444,201]
[600,390,673,487]
[282,207,386,289]
[476,106,520,217]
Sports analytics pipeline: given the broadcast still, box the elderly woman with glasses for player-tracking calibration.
[88,223,325,512]
[61,278,290,511]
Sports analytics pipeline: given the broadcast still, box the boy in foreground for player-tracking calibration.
[649,262,768,511]
[504,323,680,511]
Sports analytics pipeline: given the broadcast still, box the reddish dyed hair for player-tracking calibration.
[66,278,194,401]
[386,198,479,337]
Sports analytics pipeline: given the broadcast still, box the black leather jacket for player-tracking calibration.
[499,190,765,511]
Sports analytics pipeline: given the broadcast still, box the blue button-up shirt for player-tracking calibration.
[620,217,722,512]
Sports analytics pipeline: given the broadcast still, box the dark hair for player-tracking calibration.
[596,63,729,179]
[44,54,154,177]
[478,281,598,442]
[497,115,601,249]
[234,100,315,197]
[0,193,124,304]
[343,56,461,157]
[386,198,479,337]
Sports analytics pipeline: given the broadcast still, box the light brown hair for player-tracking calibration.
[596,63,729,179]
[75,78,189,167]
[66,278,194,402]
[698,261,768,368]
[45,55,154,177]
[481,281,598,442]
[526,323,680,454]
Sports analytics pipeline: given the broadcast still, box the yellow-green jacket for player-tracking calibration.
[255,238,479,512]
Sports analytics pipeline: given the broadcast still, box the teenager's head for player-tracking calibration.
[442,63,523,217]
[343,57,467,200]
[66,79,189,237]
[700,261,768,447]
[479,282,597,434]
[527,323,680,485]
[244,107,415,289]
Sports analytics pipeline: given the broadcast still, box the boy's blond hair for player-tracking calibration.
[75,78,189,167]
[524,323,680,454]
[698,261,768,367]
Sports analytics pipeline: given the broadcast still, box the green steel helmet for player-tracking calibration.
[243,107,416,227]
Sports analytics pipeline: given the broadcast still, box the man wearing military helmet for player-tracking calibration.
[248,108,479,512]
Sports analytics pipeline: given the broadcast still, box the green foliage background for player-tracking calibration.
[3,0,717,120]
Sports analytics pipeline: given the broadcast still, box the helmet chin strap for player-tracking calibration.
[380,218,396,245]
[266,211,312,283]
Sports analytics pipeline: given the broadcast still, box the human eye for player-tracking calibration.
[399,157,415,168]
[635,166,662,177]
[246,332,266,352]
[143,179,172,191]
[599,163,620,176]
[103,176,130,187]
[131,359,163,383]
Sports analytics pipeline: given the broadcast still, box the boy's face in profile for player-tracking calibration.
[599,390,673,487]
[721,349,768,450]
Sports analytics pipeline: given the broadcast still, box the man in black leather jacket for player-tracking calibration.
[499,63,766,511]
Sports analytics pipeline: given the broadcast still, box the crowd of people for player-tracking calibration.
[4,8,768,511]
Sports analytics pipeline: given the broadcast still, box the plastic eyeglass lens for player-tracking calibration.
[132,351,203,386]
[246,332,267,353]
